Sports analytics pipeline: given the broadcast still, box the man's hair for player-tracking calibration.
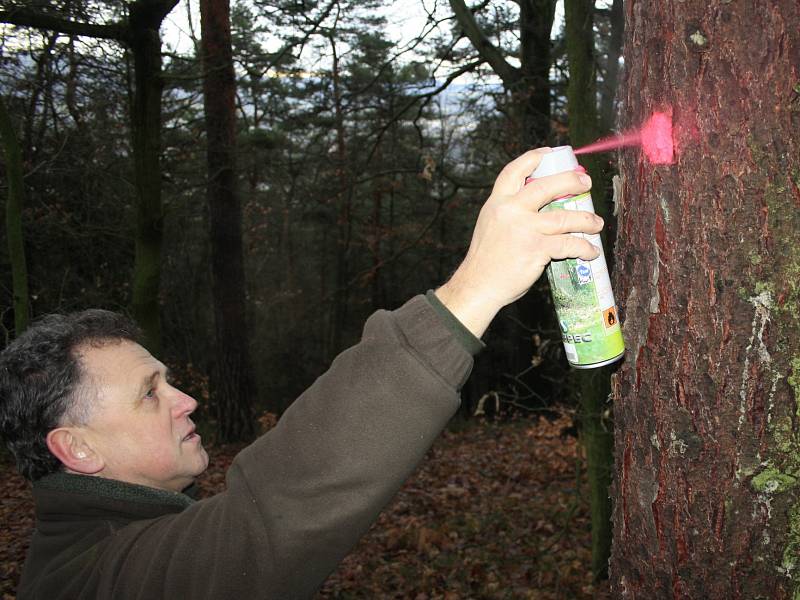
[0,310,142,481]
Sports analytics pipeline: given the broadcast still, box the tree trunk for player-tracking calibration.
[328,37,352,359]
[518,0,557,146]
[599,0,624,132]
[200,0,257,441]
[129,2,175,355]
[0,95,30,336]
[564,0,614,581]
[611,2,800,597]
[370,185,383,310]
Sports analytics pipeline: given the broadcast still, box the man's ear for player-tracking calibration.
[46,428,104,475]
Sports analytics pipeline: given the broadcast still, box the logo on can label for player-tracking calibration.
[575,261,593,285]
[543,192,624,368]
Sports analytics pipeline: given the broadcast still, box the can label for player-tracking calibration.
[543,192,624,368]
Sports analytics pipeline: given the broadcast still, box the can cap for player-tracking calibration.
[530,146,578,178]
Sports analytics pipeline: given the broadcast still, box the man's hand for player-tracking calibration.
[435,148,603,338]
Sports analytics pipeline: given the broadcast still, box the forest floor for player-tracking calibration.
[0,413,611,599]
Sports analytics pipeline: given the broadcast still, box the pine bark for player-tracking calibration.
[611,1,800,597]
[200,0,257,441]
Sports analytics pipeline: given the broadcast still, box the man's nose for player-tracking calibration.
[172,387,198,415]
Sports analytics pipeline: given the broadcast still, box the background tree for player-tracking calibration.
[199,0,257,441]
[564,0,614,581]
[610,1,800,596]
[448,0,557,149]
[0,95,28,338]
[128,0,180,356]
[0,0,179,353]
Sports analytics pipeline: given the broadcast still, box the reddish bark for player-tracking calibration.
[611,1,800,597]
[200,0,257,440]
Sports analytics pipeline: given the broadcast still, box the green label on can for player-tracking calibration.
[543,192,625,368]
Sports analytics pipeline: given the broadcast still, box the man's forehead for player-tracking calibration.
[77,339,163,382]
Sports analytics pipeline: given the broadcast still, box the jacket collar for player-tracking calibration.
[33,472,195,522]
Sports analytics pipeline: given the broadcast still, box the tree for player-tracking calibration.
[199,0,257,441]
[0,94,29,337]
[448,0,557,149]
[128,0,178,356]
[0,0,179,353]
[610,1,800,596]
[597,0,623,132]
[564,0,614,581]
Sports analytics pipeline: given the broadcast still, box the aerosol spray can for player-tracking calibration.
[530,146,624,368]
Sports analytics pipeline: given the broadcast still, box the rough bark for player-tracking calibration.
[611,1,800,597]
[0,95,30,336]
[564,0,614,581]
[200,0,257,441]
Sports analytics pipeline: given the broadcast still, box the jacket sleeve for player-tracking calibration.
[97,295,475,600]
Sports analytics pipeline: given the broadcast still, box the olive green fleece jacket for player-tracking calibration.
[18,294,483,600]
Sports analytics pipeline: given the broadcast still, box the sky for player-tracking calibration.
[161,0,569,69]
[162,0,441,56]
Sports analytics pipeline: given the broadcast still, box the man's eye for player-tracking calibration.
[144,388,156,400]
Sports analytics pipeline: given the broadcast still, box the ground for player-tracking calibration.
[0,414,611,599]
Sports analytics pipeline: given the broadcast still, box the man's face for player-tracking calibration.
[76,340,209,492]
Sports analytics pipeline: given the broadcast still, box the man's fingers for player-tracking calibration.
[545,235,602,262]
[492,148,552,196]
[535,210,603,235]
[518,171,592,211]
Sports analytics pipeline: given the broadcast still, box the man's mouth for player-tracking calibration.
[182,427,200,442]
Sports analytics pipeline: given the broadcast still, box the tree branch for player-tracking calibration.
[363,59,484,166]
[131,0,181,27]
[0,7,127,42]
[448,0,520,87]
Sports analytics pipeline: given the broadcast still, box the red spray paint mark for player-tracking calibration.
[575,110,676,164]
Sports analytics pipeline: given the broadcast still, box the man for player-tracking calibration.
[0,149,601,599]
